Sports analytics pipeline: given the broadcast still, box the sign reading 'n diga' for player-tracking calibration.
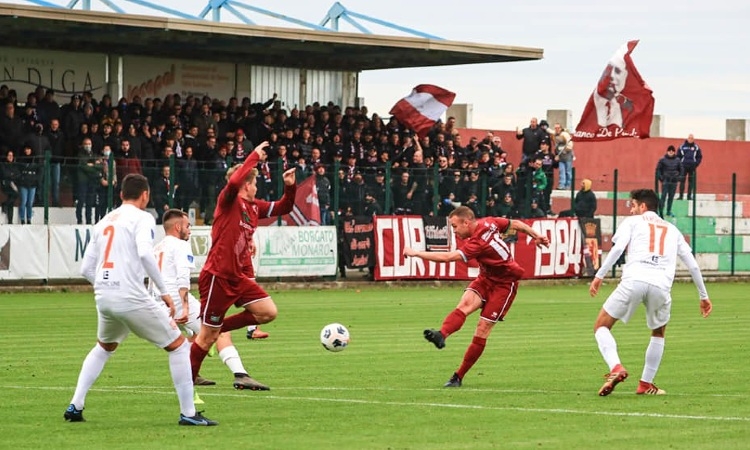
[0,47,106,96]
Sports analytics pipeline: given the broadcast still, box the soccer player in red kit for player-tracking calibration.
[404,206,550,387]
[190,141,297,388]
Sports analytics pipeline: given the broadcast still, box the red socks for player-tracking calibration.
[456,336,487,379]
[220,310,258,332]
[189,342,208,383]
[440,309,467,338]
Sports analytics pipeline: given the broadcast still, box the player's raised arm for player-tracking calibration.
[404,247,463,262]
[262,167,298,217]
[226,142,268,190]
[509,219,550,248]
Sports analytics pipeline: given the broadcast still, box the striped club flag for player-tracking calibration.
[389,84,456,138]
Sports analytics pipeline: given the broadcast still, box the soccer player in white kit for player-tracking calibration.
[65,174,217,426]
[152,209,269,391]
[589,189,712,396]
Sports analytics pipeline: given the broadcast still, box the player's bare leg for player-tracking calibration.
[220,298,278,332]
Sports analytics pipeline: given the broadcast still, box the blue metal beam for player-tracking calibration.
[344,8,443,40]
[222,2,255,25]
[23,0,63,8]
[228,1,327,30]
[122,0,200,20]
[320,1,443,40]
[16,0,442,39]
[319,1,345,29]
[342,14,370,34]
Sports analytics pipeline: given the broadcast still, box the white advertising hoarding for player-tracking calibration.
[252,226,337,277]
[123,56,236,100]
[0,225,49,280]
[9,224,335,281]
[0,47,107,97]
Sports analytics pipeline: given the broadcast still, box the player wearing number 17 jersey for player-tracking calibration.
[403,206,550,387]
[589,189,712,397]
[67,174,216,426]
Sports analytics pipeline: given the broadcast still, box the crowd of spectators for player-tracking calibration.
[0,84,584,225]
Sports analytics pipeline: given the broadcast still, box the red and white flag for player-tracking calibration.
[389,84,456,138]
[258,175,321,226]
[573,40,655,141]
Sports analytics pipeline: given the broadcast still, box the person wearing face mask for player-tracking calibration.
[75,137,100,225]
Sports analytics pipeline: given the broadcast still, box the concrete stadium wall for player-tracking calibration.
[457,129,750,195]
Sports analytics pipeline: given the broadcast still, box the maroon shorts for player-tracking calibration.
[466,275,519,323]
[198,271,270,327]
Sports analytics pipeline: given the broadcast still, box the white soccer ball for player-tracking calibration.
[320,323,350,352]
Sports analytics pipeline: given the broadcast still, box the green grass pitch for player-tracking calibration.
[2,281,748,449]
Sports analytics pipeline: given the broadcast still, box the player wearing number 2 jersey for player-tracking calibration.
[190,141,297,386]
[589,189,712,397]
[67,174,216,426]
[403,206,550,387]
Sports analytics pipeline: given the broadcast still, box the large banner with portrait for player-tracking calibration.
[373,216,583,281]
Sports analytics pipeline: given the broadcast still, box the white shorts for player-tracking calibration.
[97,301,182,348]
[179,294,202,336]
[602,279,672,329]
[156,292,202,337]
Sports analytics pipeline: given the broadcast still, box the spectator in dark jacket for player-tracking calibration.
[676,133,702,200]
[656,145,683,217]
[515,117,547,163]
[0,150,19,223]
[559,178,598,219]
[45,118,65,206]
[16,145,40,224]
[314,164,332,225]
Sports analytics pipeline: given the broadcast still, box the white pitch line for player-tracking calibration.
[5,385,750,422]
[7,384,747,398]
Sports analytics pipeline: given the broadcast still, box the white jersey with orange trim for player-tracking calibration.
[151,235,195,299]
[82,203,165,311]
[597,211,689,291]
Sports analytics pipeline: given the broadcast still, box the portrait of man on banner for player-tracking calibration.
[574,40,655,141]
[593,59,631,128]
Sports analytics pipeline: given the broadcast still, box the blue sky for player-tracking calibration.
[9,0,749,140]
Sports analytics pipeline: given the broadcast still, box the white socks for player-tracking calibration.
[641,336,665,383]
[594,327,621,371]
[219,346,247,375]
[70,344,113,410]
[168,340,196,417]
